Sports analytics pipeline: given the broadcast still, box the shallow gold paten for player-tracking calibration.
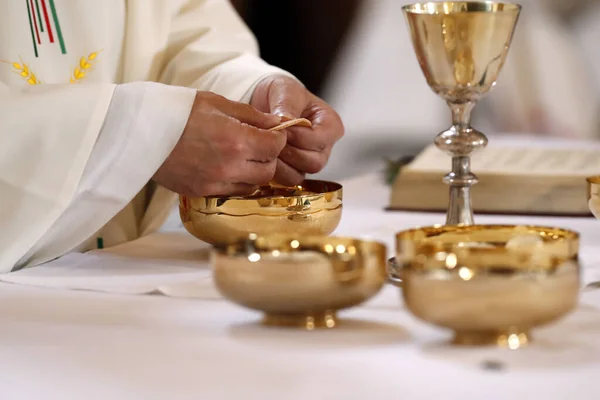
[213,235,387,329]
[180,180,342,245]
[586,176,600,218]
[395,225,580,348]
[403,2,521,225]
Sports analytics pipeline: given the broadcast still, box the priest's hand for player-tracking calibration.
[251,75,345,186]
[153,91,286,197]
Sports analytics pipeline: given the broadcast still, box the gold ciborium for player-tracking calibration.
[395,225,580,348]
[587,176,600,218]
[213,234,387,329]
[403,2,521,225]
[179,180,342,245]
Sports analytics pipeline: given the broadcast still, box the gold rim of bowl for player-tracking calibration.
[180,179,343,217]
[202,180,342,200]
[396,224,579,245]
[395,224,579,275]
[402,1,522,14]
[215,234,387,257]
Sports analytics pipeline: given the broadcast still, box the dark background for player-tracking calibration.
[231,0,363,96]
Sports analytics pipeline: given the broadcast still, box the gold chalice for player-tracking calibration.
[403,2,521,225]
[586,176,600,218]
[213,234,388,329]
[395,225,580,348]
[180,180,342,245]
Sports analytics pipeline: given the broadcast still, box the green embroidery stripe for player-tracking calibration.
[26,0,38,57]
[34,0,44,32]
[48,0,66,54]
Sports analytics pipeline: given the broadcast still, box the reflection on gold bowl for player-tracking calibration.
[213,234,387,329]
[395,225,580,348]
[587,176,600,218]
[179,180,342,245]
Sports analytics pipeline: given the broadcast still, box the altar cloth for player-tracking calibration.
[1,136,600,399]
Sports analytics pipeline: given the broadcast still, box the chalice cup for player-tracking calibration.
[403,2,521,225]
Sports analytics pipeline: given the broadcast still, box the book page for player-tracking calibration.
[407,144,600,176]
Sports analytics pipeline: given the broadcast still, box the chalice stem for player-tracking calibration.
[437,102,487,225]
[403,1,519,226]
[446,156,476,225]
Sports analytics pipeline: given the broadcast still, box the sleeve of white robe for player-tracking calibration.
[158,0,296,100]
[0,83,111,272]
[9,83,197,271]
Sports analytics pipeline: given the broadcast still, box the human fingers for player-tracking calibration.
[226,159,279,186]
[186,153,276,194]
[206,91,283,129]
[263,76,308,119]
[286,98,344,152]
[224,101,283,130]
[199,182,259,197]
[242,124,288,161]
[278,144,331,174]
[272,158,305,186]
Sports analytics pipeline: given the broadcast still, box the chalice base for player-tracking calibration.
[262,311,338,330]
[452,330,531,349]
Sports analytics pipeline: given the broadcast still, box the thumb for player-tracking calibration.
[267,77,308,119]
[225,101,283,130]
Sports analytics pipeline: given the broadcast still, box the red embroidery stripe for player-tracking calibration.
[40,0,54,43]
[30,0,41,44]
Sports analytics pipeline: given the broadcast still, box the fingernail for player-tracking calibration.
[275,112,294,122]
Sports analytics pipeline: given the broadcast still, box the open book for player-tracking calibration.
[389,141,600,216]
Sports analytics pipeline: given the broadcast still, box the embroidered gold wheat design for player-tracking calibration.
[1,60,41,85]
[2,50,101,85]
[70,51,100,84]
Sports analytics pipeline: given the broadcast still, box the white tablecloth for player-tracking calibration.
[2,155,600,399]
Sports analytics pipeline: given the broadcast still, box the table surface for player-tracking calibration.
[3,160,600,399]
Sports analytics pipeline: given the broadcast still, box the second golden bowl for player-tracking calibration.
[180,180,342,245]
[396,225,580,348]
[213,234,387,329]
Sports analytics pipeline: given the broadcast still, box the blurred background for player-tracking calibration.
[232,0,600,181]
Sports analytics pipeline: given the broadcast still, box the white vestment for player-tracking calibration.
[0,0,290,272]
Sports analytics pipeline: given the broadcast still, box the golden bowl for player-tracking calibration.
[213,234,387,329]
[179,180,342,245]
[396,225,580,348]
[587,176,600,218]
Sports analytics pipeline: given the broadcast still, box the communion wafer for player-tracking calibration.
[268,118,312,131]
